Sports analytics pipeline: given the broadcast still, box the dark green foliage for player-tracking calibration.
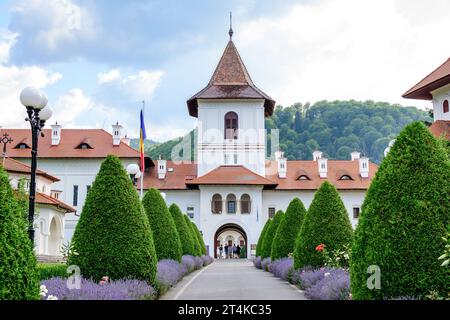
[350,122,450,299]
[69,155,157,283]
[191,221,206,255]
[185,215,201,256]
[294,181,353,269]
[142,101,429,163]
[142,189,182,262]
[261,210,284,259]
[256,219,272,258]
[271,198,307,260]
[37,263,68,281]
[169,204,196,256]
[0,166,39,300]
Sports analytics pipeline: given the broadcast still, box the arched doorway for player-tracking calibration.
[48,217,62,256]
[214,223,247,259]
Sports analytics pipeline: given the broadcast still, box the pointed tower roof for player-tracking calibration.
[187,39,275,118]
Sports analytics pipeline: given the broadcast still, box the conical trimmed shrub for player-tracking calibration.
[271,197,307,260]
[350,122,450,299]
[261,210,284,259]
[0,166,39,300]
[294,181,353,269]
[142,188,182,262]
[256,218,272,258]
[185,215,202,256]
[69,155,157,283]
[191,221,206,255]
[169,204,196,256]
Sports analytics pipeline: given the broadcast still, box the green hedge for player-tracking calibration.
[191,221,206,255]
[169,204,196,256]
[256,219,272,258]
[294,181,353,269]
[37,263,68,281]
[185,215,202,256]
[271,197,306,260]
[142,189,182,262]
[69,155,158,283]
[0,166,39,300]
[350,122,450,299]
[260,210,284,259]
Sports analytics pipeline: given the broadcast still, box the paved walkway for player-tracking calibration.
[161,259,306,300]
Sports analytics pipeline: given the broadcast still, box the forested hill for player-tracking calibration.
[141,100,431,164]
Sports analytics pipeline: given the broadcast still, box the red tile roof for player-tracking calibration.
[403,57,450,100]
[1,129,145,159]
[1,157,59,182]
[187,40,275,117]
[429,120,450,140]
[36,192,76,213]
[186,165,277,188]
[142,160,378,191]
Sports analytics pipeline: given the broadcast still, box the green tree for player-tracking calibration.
[69,155,157,283]
[169,204,196,256]
[261,210,284,259]
[185,215,202,256]
[350,122,450,299]
[294,181,353,269]
[256,219,272,258]
[191,221,206,255]
[142,188,182,262]
[0,166,39,300]
[271,198,307,260]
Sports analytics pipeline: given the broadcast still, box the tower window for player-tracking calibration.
[224,111,238,140]
[226,194,236,214]
[268,207,276,218]
[211,194,222,214]
[353,207,360,218]
[240,194,251,214]
[444,100,449,113]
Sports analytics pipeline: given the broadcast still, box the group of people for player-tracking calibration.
[217,243,242,259]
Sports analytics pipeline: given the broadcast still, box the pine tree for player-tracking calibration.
[142,188,182,261]
[260,210,284,259]
[0,166,39,299]
[185,215,202,256]
[350,122,450,299]
[271,197,307,260]
[191,221,206,255]
[294,181,353,269]
[69,155,157,283]
[256,219,272,258]
[169,204,196,256]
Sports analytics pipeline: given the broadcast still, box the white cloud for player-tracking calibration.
[98,69,120,85]
[51,88,92,126]
[238,0,450,109]
[0,31,18,64]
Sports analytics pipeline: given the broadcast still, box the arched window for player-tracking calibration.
[298,175,310,181]
[226,194,237,214]
[444,100,449,113]
[224,112,238,140]
[211,194,222,214]
[339,175,353,181]
[240,194,251,214]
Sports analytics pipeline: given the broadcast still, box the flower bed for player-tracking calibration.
[268,258,293,281]
[156,259,184,295]
[253,257,262,269]
[261,258,271,271]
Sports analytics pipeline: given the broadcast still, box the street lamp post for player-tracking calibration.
[20,87,52,245]
[126,163,140,186]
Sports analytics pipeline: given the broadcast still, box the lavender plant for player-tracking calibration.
[261,258,272,271]
[304,269,350,300]
[269,258,294,281]
[253,257,262,269]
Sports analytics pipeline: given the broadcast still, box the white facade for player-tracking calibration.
[431,83,450,121]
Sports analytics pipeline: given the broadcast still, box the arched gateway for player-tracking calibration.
[214,223,247,258]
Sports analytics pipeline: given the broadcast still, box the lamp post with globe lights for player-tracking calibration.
[126,163,140,186]
[20,87,53,244]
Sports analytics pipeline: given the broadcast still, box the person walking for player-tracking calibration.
[224,244,229,259]
[232,244,237,259]
[236,245,241,259]
[219,244,223,259]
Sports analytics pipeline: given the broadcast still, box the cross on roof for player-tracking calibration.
[1,132,13,157]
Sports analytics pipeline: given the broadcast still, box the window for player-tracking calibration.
[73,185,78,206]
[211,194,222,214]
[15,143,30,149]
[268,207,276,218]
[444,100,449,113]
[298,175,310,180]
[76,143,93,149]
[224,112,238,139]
[187,206,194,219]
[339,175,353,180]
[87,185,91,195]
[240,194,251,214]
[353,207,360,219]
[226,194,236,214]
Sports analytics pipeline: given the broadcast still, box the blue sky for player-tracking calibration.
[1,0,450,141]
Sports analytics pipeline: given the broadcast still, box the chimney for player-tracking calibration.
[51,122,62,146]
[318,157,328,178]
[121,134,131,146]
[359,156,369,178]
[312,150,323,161]
[351,151,361,161]
[157,155,167,180]
[112,122,123,146]
[275,151,287,179]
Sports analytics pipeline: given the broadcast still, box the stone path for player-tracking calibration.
[161,259,306,300]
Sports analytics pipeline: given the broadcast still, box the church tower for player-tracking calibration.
[187,28,275,177]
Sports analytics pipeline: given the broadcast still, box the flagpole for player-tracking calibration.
[140,100,145,199]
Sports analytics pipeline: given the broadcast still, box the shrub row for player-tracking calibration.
[37,264,68,281]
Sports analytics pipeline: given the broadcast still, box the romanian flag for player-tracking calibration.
[139,109,146,172]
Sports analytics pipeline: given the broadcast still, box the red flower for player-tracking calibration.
[315,244,325,252]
